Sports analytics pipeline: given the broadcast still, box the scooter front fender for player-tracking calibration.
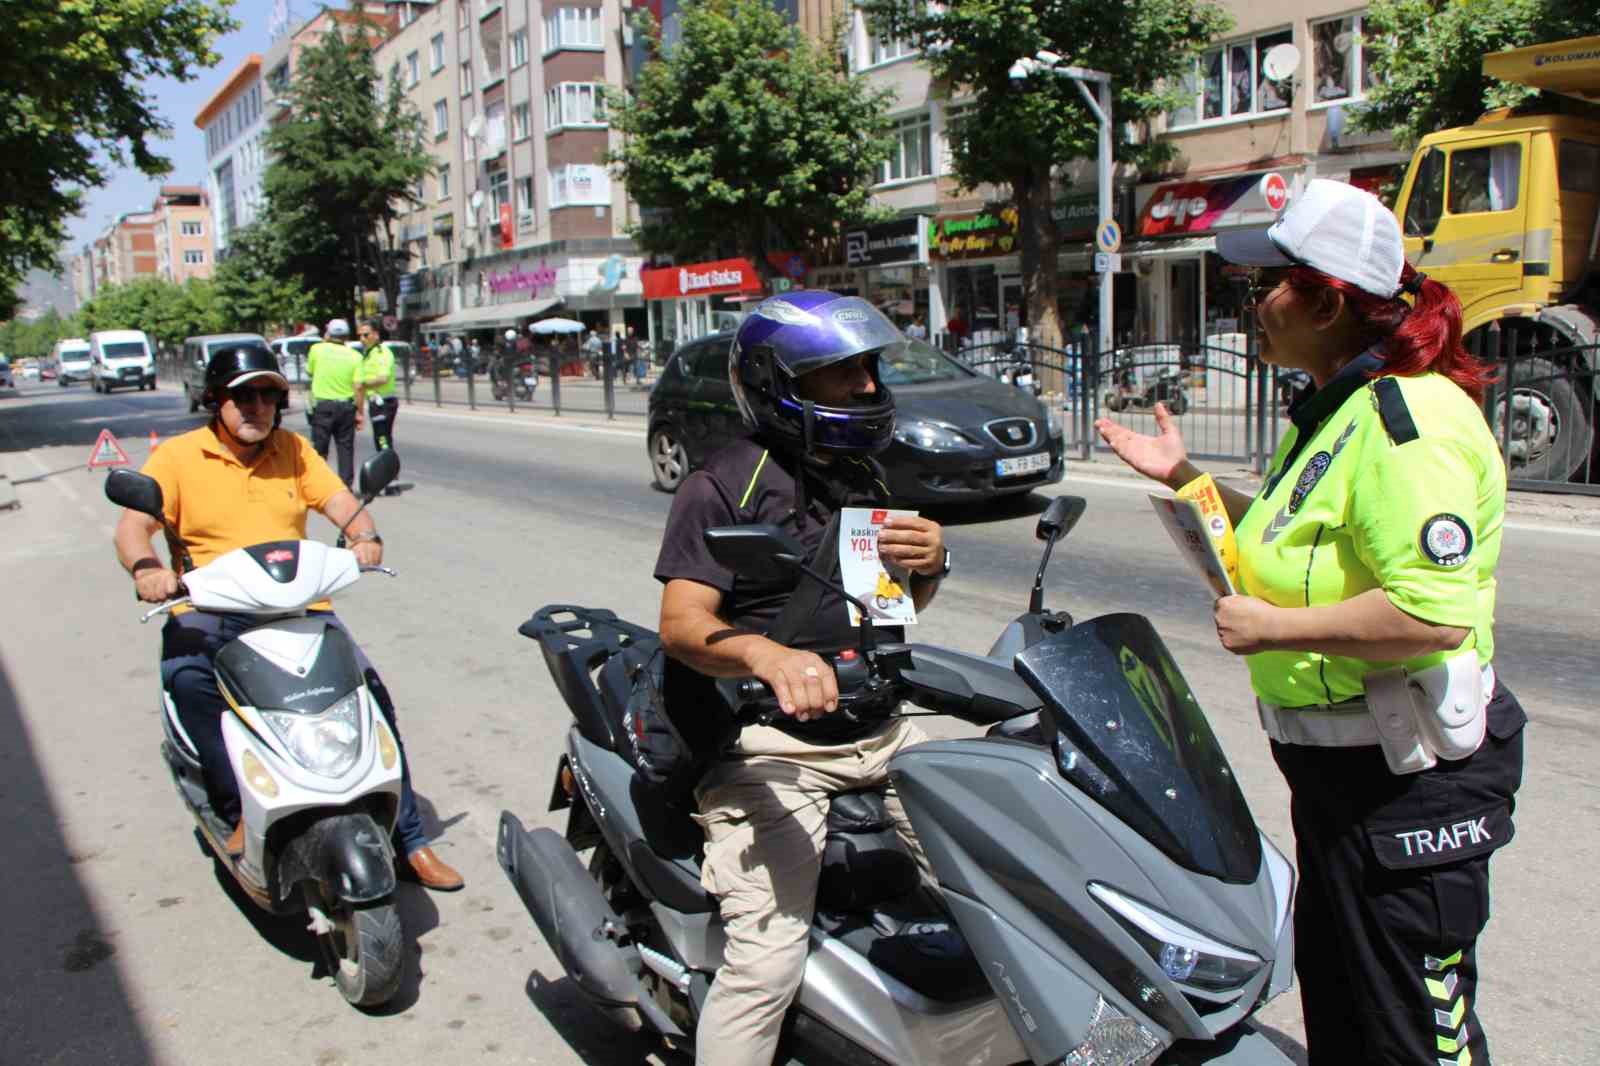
[274,811,396,906]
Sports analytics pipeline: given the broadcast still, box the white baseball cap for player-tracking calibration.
[1215,179,1405,299]
[326,318,351,338]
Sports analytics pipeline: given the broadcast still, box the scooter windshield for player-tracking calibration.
[1015,614,1261,884]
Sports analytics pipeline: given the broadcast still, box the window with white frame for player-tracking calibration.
[548,163,611,207]
[399,3,417,28]
[183,250,205,265]
[490,168,511,213]
[430,33,445,72]
[543,7,602,54]
[880,112,932,183]
[1170,28,1294,127]
[1310,13,1374,104]
[458,2,467,29]
[865,13,915,67]
[406,51,420,87]
[545,82,607,130]
[517,175,535,217]
[513,102,531,140]
[460,60,473,95]
[438,163,451,199]
[181,220,204,236]
[511,29,528,67]
[434,99,449,137]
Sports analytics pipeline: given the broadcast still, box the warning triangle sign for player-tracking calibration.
[88,428,131,470]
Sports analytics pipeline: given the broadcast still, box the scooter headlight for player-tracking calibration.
[262,692,363,778]
[1059,996,1161,1066]
[1089,882,1265,995]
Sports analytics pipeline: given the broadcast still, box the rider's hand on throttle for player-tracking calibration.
[352,540,383,567]
[134,567,182,604]
[749,646,838,721]
[878,515,946,577]
[1094,402,1190,486]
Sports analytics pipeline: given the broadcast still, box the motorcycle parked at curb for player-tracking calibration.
[106,451,412,1008]
[492,357,539,401]
[1103,361,1190,416]
[497,496,1298,1065]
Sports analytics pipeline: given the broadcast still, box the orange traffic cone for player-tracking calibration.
[149,430,159,451]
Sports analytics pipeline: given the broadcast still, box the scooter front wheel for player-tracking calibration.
[306,886,405,1008]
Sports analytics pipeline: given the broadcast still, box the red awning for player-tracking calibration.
[641,257,764,300]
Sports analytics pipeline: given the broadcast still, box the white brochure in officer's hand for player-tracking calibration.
[838,507,919,627]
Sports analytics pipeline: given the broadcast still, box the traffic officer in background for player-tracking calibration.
[306,318,364,487]
[1097,180,1524,1066]
[357,319,400,494]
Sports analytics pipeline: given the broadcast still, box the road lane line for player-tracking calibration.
[402,405,643,438]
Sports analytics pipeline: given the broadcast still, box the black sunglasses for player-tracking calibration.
[228,385,285,406]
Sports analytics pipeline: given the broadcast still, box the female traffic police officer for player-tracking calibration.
[1097,179,1524,1066]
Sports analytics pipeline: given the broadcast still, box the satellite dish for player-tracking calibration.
[1332,31,1354,55]
[469,189,485,210]
[1262,43,1301,83]
[466,115,484,139]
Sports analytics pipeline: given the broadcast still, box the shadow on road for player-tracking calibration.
[524,970,682,1065]
[927,489,1052,528]
[0,649,159,1065]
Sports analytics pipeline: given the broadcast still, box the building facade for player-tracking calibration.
[195,54,266,255]
[150,186,215,283]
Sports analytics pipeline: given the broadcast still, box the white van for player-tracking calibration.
[53,338,93,386]
[89,330,157,392]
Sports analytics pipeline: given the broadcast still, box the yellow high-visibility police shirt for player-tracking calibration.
[307,340,362,401]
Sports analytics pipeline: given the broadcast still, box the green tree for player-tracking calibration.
[1357,0,1600,149]
[212,223,317,335]
[74,277,222,354]
[606,0,896,280]
[0,0,235,311]
[861,0,1229,348]
[261,19,433,325]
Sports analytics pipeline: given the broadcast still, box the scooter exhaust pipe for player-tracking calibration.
[497,813,663,1034]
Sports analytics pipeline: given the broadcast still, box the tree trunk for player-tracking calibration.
[1015,160,1063,356]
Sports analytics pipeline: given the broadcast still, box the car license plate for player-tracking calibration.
[995,452,1051,478]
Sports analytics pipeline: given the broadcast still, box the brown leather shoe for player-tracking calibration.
[405,846,464,891]
[224,820,245,858]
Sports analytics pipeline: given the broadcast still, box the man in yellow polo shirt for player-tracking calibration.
[306,318,365,488]
[112,342,463,891]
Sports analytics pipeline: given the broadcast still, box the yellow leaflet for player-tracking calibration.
[1177,473,1239,589]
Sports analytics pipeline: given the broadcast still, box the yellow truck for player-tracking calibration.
[1392,35,1600,482]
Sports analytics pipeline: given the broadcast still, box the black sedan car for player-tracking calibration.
[646,332,1065,504]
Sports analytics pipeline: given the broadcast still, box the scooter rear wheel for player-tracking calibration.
[306,886,405,1008]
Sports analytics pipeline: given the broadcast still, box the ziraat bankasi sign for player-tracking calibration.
[641,257,763,300]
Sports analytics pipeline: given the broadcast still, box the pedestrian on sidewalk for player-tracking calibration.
[306,319,363,487]
[625,326,644,385]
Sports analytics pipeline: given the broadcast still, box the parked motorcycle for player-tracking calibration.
[492,357,539,401]
[105,452,411,1008]
[497,497,1296,1065]
[1103,362,1190,416]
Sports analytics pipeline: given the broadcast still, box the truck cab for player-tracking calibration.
[1393,36,1600,483]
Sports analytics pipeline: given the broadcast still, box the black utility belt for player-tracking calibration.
[314,397,356,406]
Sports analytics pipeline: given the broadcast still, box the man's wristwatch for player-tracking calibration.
[918,548,952,581]
[347,530,382,545]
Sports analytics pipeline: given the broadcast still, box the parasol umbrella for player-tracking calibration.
[528,317,587,335]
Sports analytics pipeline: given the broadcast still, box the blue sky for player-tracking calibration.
[64,0,282,251]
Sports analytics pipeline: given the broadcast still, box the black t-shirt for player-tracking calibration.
[653,435,900,742]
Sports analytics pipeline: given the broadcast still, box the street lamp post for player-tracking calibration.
[1008,51,1114,366]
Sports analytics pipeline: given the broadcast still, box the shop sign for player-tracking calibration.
[930,206,1018,261]
[1137,173,1296,237]
[766,251,808,279]
[641,257,763,300]
[486,261,558,296]
[1052,194,1101,240]
[844,217,927,267]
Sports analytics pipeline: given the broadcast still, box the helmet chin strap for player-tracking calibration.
[788,400,815,529]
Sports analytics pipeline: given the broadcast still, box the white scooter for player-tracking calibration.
[105,452,410,1008]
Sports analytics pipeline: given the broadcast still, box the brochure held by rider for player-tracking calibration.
[838,507,919,626]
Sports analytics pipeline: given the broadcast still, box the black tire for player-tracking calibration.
[187,386,200,413]
[306,887,405,1008]
[1103,393,1124,412]
[1167,391,1189,416]
[649,425,689,492]
[1492,356,1594,482]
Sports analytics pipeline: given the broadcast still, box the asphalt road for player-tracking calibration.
[1,380,1596,1065]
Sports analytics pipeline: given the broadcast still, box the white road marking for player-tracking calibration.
[403,405,643,439]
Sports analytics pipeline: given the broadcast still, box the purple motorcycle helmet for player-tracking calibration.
[729,290,901,457]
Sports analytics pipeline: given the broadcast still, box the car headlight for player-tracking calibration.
[1045,403,1063,438]
[892,419,984,452]
[261,691,363,778]
[1089,882,1265,995]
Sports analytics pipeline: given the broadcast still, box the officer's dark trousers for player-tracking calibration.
[1271,686,1525,1066]
[310,399,357,486]
[159,610,428,855]
[369,396,399,453]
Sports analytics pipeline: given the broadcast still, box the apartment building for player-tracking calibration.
[195,54,266,255]
[150,186,215,283]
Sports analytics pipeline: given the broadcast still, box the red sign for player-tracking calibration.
[88,428,130,470]
[870,509,888,524]
[1260,172,1289,212]
[640,258,763,300]
[1138,178,1254,237]
[498,204,513,250]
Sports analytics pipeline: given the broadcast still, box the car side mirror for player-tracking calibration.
[1036,495,1086,542]
[105,469,165,518]
[359,449,401,498]
[703,525,805,583]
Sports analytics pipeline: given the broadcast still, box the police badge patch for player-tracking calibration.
[1420,513,1473,567]
[1288,451,1332,514]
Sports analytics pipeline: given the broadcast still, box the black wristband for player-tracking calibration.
[130,557,163,578]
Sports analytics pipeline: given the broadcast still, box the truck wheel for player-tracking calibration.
[1491,356,1593,482]
[187,386,199,413]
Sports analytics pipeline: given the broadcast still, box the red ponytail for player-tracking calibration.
[1284,263,1494,402]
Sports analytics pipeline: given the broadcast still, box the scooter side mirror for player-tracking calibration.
[703,525,805,584]
[1036,495,1086,543]
[105,468,165,518]
[358,449,401,499]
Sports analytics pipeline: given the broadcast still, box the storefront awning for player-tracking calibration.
[1120,236,1218,259]
[427,296,562,332]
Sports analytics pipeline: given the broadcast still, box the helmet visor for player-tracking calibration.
[746,294,907,378]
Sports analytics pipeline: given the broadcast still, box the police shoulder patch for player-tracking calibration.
[1420,513,1473,567]
[1288,451,1332,514]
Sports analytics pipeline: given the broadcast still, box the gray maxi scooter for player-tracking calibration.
[497,497,1298,1066]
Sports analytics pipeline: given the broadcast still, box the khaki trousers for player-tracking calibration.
[690,717,931,1066]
